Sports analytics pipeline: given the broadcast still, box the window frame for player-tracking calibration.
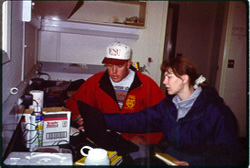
[2,1,11,64]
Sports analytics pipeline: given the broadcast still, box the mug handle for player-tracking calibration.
[80,146,93,156]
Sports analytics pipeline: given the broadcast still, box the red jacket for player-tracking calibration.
[65,69,166,144]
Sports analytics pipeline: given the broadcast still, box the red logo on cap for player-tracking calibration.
[109,49,120,57]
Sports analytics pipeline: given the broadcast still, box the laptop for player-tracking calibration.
[77,101,139,155]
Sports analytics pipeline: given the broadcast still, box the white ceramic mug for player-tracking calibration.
[80,146,110,165]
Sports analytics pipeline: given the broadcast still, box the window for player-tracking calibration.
[2,1,11,64]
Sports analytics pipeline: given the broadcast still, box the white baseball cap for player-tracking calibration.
[102,42,131,65]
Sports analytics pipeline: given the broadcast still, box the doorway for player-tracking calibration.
[160,4,179,91]
[160,1,227,91]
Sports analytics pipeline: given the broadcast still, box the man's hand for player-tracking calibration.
[75,114,84,130]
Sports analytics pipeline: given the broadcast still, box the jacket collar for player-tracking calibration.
[129,70,142,92]
[99,69,142,101]
[168,87,218,122]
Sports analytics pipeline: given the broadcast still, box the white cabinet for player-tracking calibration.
[38,31,115,64]
[38,31,60,62]
[59,33,114,64]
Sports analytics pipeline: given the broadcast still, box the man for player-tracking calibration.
[65,42,165,145]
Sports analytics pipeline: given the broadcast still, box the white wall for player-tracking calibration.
[2,1,39,156]
[130,1,169,84]
[219,1,247,137]
[2,1,24,156]
[2,1,23,103]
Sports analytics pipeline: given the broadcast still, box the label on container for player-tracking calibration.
[29,114,44,151]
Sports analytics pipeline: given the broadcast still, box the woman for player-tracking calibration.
[104,57,243,166]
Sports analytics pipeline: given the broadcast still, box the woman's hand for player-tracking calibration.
[173,160,189,166]
[130,136,148,145]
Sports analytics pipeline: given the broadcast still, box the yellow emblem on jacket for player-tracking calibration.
[125,95,136,109]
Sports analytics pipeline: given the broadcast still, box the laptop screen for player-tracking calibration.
[77,100,139,154]
[77,100,107,143]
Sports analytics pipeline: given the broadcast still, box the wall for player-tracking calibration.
[219,1,247,137]
[2,1,24,156]
[38,1,169,84]
[2,1,39,156]
[2,1,23,104]
[132,1,169,84]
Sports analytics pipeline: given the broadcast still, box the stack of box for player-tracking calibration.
[19,107,71,151]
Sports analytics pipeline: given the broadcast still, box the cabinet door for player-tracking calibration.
[38,31,59,62]
[59,33,114,64]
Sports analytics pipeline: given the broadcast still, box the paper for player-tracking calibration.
[155,152,179,166]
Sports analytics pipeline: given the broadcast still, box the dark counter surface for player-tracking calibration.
[2,119,167,166]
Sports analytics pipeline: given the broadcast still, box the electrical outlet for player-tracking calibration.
[228,59,235,68]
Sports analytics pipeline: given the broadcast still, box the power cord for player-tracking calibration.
[22,122,38,145]
[36,70,51,80]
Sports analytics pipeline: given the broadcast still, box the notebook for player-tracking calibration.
[155,152,179,166]
[77,101,139,155]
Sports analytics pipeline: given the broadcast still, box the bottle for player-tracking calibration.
[134,62,141,71]
[30,106,44,151]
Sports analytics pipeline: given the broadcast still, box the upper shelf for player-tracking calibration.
[33,1,79,21]
[32,1,146,29]
[68,1,147,29]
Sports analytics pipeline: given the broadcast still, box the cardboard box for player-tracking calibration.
[19,107,71,148]
[42,107,71,146]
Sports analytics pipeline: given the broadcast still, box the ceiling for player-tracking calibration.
[32,1,83,21]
